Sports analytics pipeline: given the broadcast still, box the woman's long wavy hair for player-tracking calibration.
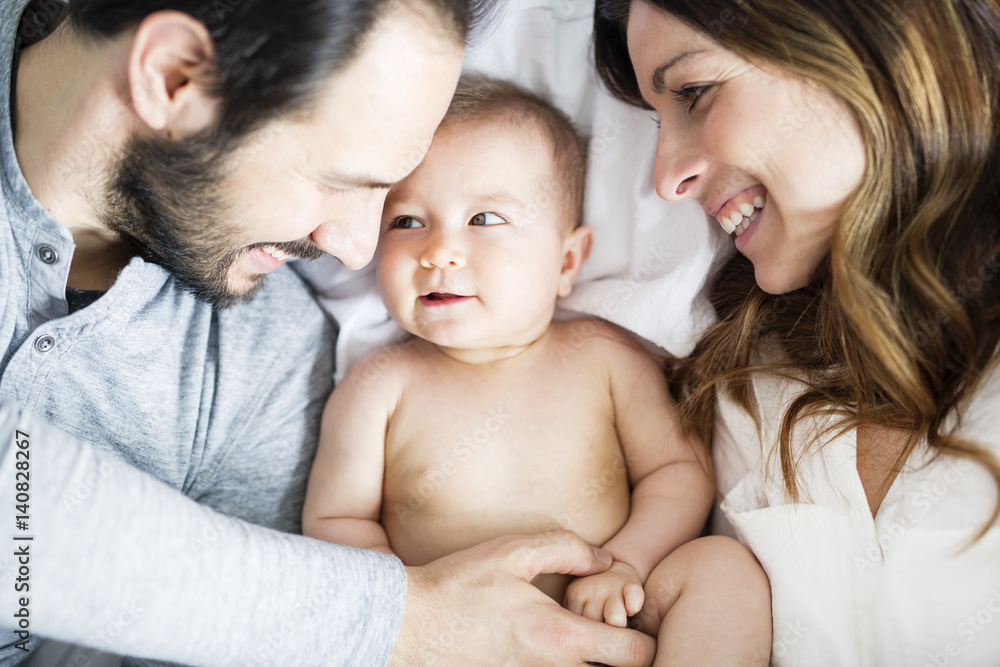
[595,0,1000,536]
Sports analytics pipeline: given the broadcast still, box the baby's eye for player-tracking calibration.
[469,212,507,227]
[391,216,424,229]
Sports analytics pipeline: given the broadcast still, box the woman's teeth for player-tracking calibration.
[719,196,766,237]
[260,245,291,261]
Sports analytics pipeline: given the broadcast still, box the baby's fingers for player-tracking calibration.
[564,580,595,618]
[565,588,585,617]
[603,594,629,628]
[581,596,607,623]
[624,582,645,616]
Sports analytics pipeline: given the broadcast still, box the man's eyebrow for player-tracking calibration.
[651,50,705,94]
[322,174,396,190]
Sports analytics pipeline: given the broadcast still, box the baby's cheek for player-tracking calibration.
[375,251,405,297]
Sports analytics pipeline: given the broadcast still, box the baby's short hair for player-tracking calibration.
[441,74,588,228]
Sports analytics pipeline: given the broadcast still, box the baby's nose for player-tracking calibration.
[419,237,466,270]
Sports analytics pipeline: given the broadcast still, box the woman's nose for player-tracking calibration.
[653,127,707,202]
[419,233,466,270]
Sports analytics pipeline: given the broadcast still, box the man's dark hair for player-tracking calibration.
[67,0,482,140]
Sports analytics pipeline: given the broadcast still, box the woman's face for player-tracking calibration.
[626,1,867,294]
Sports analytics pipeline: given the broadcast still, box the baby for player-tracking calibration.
[304,75,771,665]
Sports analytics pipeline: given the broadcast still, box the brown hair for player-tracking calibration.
[595,0,1000,536]
[441,73,588,228]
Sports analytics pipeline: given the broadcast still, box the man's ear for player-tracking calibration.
[128,11,218,138]
[557,225,593,298]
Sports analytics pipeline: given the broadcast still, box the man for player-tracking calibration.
[0,0,656,664]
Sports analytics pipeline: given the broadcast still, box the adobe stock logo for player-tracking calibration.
[924,589,1000,667]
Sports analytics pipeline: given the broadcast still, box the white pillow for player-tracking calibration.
[296,0,727,382]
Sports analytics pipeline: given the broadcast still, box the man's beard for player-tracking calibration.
[99,129,322,309]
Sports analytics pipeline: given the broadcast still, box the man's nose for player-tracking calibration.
[310,190,388,270]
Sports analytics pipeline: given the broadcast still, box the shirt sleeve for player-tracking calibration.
[0,402,407,666]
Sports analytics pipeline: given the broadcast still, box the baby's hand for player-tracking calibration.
[564,560,644,628]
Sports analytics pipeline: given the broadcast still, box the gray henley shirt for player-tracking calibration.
[0,0,407,663]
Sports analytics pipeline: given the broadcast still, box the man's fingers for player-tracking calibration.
[568,614,656,667]
[503,531,612,581]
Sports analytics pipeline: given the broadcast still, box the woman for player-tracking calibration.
[595,0,1000,663]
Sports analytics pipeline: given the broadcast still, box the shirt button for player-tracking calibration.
[37,244,58,265]
[34,335,55,353]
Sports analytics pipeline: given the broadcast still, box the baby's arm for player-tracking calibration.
[303,351,399,555]
[565,329,715,627]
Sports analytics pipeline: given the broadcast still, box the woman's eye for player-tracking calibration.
[469,212,507,226]
[391,216,424,229]
[670,84,711,113]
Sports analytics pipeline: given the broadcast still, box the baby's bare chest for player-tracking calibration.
[382,368,630,563]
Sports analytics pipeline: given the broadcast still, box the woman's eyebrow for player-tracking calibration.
[651,50,705,93]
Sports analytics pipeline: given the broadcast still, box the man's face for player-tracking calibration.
[102,5,463,307]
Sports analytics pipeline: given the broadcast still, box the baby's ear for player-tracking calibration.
[557,225,593,297]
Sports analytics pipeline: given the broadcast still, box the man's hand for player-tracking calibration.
[565,561,645,628]
[388,531,656,666]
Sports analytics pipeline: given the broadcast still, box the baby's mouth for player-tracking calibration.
[420,292,474,305]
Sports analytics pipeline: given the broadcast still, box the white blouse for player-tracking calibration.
[712,365,1000,666]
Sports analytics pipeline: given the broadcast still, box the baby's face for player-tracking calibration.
[376,120,582,353]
